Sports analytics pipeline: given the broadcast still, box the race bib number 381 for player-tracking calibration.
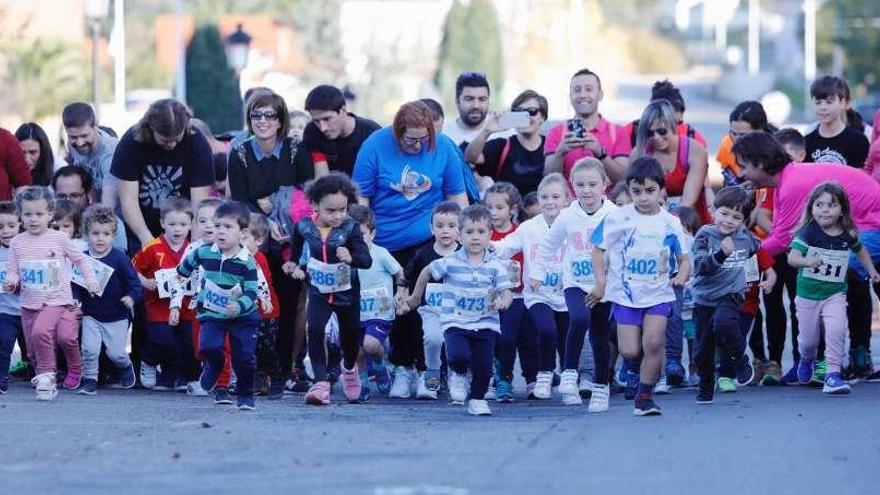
[803,247,849,284]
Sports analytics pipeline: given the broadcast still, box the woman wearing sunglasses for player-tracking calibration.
[464,90,548,196]
[629,98,711,225]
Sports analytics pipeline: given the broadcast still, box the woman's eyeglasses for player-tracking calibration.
[646,127,669,138]
[513,107,541,117]
[402,135,430,147]
[250,111,278,121]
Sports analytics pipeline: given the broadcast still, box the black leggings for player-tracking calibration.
[307,294,360,381]
[388,240,432,370]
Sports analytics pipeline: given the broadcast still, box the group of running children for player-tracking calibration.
[0,132,873,416]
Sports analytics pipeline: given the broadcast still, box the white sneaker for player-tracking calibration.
[578,376,595,396]
[388,367,412,398]
[558,369,579,395]
[140,362,157,389]
[484,382,496,401]
[467,399,492,415]
[562,392,583,406]
[533,371,553,399]
[32,373,58,401]
[415,373,437,400]
[448,372,468,403]
[186,381,209,396]
[654,376,671,394]
[588,384,610,413]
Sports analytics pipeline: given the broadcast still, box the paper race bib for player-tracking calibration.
[0,261,7,294]
[307,259,352,294]
[202,278,241,314]
[744,255,760,283]
[360,287,393,321]
[803,247,849,284]
[71,257,115,297]
[537,269,562,294]
[20,259,61,292]
[425,283,444,308]
[502,259,521,286]
[570,257,594,284]
[453,287,491,318]
[155,269,182,299]
[624,251,665,283]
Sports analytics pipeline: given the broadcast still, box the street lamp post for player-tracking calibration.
[225,23,252,75]
[85,0,110,120]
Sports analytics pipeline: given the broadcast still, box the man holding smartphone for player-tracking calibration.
[544,68,628,182]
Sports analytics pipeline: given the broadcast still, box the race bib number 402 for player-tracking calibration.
[624,251,665,283]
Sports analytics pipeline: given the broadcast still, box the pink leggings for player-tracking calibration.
[22,306,82,375]
[795,293,847,374]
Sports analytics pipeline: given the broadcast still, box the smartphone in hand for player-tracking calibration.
[567,118,585,138]
[499,111,530,129]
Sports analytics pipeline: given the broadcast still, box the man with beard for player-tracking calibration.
[544,68,628,182]
[62,102,120,208]
[442,72,494,150]
[303,85,380,177]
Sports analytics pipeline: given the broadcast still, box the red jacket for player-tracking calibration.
[0,127,32,199]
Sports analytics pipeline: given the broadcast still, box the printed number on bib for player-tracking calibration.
[202,279,239,314]
[20,259,61,292]
[803,247,849,284]
[360,287,392,320]
[538,270,562,293]
[570,258,594,283]
[453,287,491,318]
[307,259,352,294]
[0,261,7,294]
[624,251,663,283]
[425,283,444,308]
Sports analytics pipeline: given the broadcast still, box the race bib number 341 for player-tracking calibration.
[20,259,61,292]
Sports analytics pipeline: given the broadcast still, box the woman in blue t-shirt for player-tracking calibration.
[352,100,468,388]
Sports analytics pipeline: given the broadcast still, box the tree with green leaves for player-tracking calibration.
[434,0,504,106]
[185,24,243,133]
[818,0,880,95]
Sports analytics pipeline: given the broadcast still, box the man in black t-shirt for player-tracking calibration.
[302,85,380,177]
[805,75,869,167]
[110,99,214,250]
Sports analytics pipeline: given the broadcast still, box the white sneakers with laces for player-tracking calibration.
[467,399,492,416]
[32,373,58,401]
[415,373,437,400]
[448,372,469,403]
[388,366,413,398]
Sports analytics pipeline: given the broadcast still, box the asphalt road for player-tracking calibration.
[2,377,879,495]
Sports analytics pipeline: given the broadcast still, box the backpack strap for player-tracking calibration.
[495,137,512,178]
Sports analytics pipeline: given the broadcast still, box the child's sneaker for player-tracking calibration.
[32,373,57,401]
[237,396,256,411]
[423,370,442,396]
[483,381,496,401]
[526,381,536,399]
[811,359,827,385]
[120,363,136,389]
[822,372,851,395]
[374,364,392,395]
[665,359,686,387]
[415,373,437,400]
[686,372,700,387]
[286,368,312,393]
[716,377,737,393]
[77,378,98,395]
[588,384,610,413]
[388,366,412,398]
[633,398,662,416]
[140,362,157,389]
[654,376,670,394]
[448,372,468,404]
[212,388,233,405]
[495,379,513,403]
[797,359,814,385]
[761,360,783,386]
[558,369,579,395]
[562,392,583,405]
[751,359,767,384]
[186,381,209,396]
[578,375,594,399]
[533,371,553,399]
[782,365,799,385]
[267,376,285,400]
[63,368,82,390]
[341,365,362,403]
[304,381,331,405]
[467,399,492,416]
[199,365,220,393]
[696,382,714,404]
[735,357,755,386]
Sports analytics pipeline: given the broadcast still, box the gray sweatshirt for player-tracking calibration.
[690,224,760,305]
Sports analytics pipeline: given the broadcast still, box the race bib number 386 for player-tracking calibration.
[307,259,352,294]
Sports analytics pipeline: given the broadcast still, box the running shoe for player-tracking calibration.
[341,365,362,403]
[633,399,662,416]
[496,379,514,403]
[467,399,492,416]
[558,369,579,395]
[286,368,312,393]
[686,372,700,387]
[578,375,594,399]
[120,363,136,389]
[254,373,269,396]
[32,373,57,401]
[850,345,871,379]
[62,368,82,390]
[77,378,98,396]
[357,385,371,403]
[186,381,209,396]
[199,364,220,393]
[654,376,670,394]
[751,359,767,384]
[212,388,233,405]
[588,384,610,413]
[822,372,851,395]
[526,382,536,399]
[304,381,331,405]
[374,364,392,395]
[696,382,714,404]
[866,369,880,383]
[237,396,256,411]
[388,366,413,399]
[616,362,628,387]
[797,359,814,385]
[716,377,737,393]
[811,359,827,385]
[761,360,783,386]
[782,365,799,385]
[533,371,553,399]
[415,373,437,400]
[448,372,468,404]
[735,357,755,387]
[665,360,686,387]
[268,375,285,400]
[140,362,157,389]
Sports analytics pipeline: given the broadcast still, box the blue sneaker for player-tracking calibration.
[120,363,136,389]
[237,395,256,411]
[496,379,514,403]
[665,360,686,387]
[633,398,662,416]
[616,362,628,387]
[796,359,814,385]
[199,364,220,393]
[624,371,640,400]
[782,365,799,385]
[374,364,392,395]
[822,372,851,395]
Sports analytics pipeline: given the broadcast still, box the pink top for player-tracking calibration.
[864,138,880,183]
[6,229,97,310]
[544,115,623,180]
[762,162,880,256]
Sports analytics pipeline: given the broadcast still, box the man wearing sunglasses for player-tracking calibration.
[303,85,380,177]
[545,68,628,183]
